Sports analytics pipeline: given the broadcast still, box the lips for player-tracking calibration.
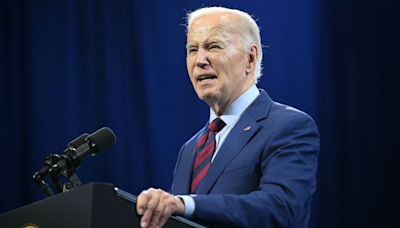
[197,74,217,81]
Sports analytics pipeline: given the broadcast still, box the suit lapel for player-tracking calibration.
[195,90,273,194]
[172,128,204,194]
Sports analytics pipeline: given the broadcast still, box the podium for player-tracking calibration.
[0,182,205,228]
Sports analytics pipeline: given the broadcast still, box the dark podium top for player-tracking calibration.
[0,182,205,228]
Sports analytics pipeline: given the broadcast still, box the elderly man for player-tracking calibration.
[136,7,319,228]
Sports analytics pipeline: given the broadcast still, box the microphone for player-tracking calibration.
[69,127,116,164]
[33,133,90,179]
[33,127,116,195]
[50,127,116,174]
[68,133,90,148]
[32,133,90,193]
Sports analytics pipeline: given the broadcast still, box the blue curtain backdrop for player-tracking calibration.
[1,0,399,227]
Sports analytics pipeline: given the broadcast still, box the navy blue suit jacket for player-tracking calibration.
[170,90,319,227]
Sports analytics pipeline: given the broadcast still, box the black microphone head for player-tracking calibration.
[86,127,116,154]
[68,133,89,148]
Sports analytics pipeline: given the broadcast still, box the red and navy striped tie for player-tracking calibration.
[191,118,226,193]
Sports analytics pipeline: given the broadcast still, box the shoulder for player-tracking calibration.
[177,126,206,157]
[251,94,319,141]
[263,101,320,152]
[269,101,317,127]
[250,90,317,128]
[183,127,205,146]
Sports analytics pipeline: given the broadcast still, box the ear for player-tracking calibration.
[246,45,258,75]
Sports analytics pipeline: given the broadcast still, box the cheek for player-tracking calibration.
[187,56,199,70]
[215,52,237,70]
[225,55,247,75]
[186,57,191,72]
[186,59,194,79]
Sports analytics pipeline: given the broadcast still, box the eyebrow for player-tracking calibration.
[186,43,196,49]
[186,39,225,49]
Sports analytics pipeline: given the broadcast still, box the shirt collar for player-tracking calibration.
[209,85,260,127]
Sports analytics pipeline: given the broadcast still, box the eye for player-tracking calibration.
[209,44,221,51]
[187,47,198,54]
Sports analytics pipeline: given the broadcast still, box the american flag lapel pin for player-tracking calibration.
[243,126,251,132]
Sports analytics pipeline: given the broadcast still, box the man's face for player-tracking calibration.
[186,13,255,114]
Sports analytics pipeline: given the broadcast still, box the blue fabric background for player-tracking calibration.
[1,0,399,227]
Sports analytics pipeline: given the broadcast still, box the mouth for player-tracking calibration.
[197,74,217,82]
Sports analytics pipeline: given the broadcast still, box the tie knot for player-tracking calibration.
[208,118,226,133]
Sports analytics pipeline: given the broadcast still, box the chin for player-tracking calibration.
[198,92,218,103]
[195,85,220,100]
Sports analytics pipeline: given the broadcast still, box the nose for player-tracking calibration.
[195,48,209,68]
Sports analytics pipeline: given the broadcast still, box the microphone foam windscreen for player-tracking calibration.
[87,127,116,154]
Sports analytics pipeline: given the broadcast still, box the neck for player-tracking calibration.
[208,82,255,115]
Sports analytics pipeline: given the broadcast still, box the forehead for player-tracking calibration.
[187,13,241,42]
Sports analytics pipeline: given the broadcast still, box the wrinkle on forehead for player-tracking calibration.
[189,24,232,37]
[209,23,236,35]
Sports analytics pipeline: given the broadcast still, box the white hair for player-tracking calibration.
[186,7,263,80]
